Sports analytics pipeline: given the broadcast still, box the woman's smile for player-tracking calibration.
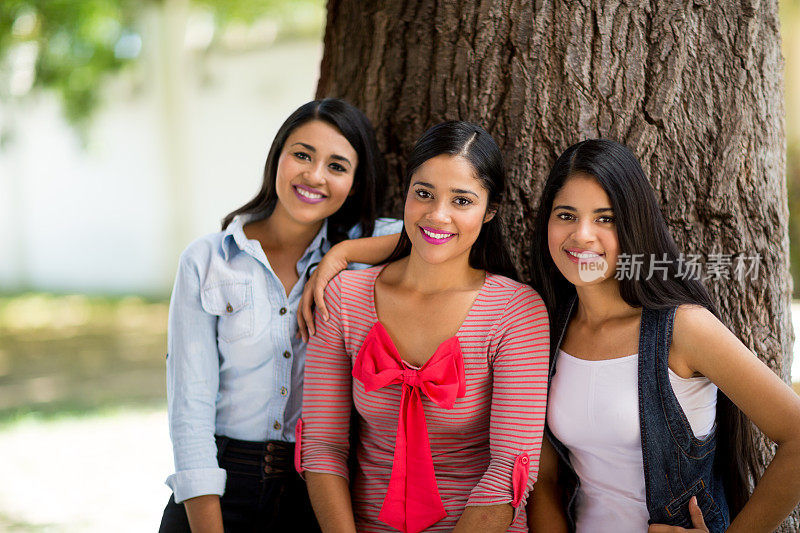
[564,248,605,263]
[292,183,328,204]
[419,226,457,244]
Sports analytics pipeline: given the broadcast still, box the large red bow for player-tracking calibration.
[352,322,466,533]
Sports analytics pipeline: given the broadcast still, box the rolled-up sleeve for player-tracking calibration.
[298,275,352,480]
[466,286,550,520]
[165,251,227,503]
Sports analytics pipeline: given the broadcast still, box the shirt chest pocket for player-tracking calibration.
[201,280,254,343]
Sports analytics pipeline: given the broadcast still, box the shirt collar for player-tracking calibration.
[220,213,331,262]
[306,218,331,255]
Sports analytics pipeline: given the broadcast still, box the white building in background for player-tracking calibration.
[0,12,322,296]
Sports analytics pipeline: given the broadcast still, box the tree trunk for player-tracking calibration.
[317,0,795,528]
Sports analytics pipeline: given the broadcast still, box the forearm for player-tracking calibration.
[338,233,400,265]
[305,472,357,533]
[453,503,513,532]
[184,494,224,533]
[728,440,800,532]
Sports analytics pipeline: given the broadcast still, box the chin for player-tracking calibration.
[289,202,340,225]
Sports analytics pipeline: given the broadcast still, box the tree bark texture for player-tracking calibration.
[317,0,794,528]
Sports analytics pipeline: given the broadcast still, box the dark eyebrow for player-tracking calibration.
[553,205,613,213]
[292,143,352,167]
[292,142,315,152]
[451,188,479,198]
[330,154,352,166]
[412,181,479,198]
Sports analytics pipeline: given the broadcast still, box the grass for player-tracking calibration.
[0,293,168,423]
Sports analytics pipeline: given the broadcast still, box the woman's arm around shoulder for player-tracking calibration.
[669,305,800,532]
[456,284,551,532]
[297,226,401,341]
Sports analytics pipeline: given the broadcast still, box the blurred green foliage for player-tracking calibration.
[782,0,800,296]
[0,0,141,125]
[0,0,323,127]
[789,142,800,297]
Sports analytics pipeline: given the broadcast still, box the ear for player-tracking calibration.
[483,207,497,224]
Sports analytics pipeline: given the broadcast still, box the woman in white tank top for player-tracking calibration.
[547,351,716,532]
[526,140,800,532]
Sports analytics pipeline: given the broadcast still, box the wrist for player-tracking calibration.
[330,240,352,264]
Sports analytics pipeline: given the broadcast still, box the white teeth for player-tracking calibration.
[296,187,324,199]
[422,228,453,240]
[568,250,601,259]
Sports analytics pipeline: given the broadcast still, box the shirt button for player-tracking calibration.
[264,465,273,474]
[225,303,233,313]
[264,454,273,463]
[279,307,287,315]
[280,386,288,396]
[266,443,275,452]
[273,421,282,430]
[283,351,291,359]
[521,455,529,464]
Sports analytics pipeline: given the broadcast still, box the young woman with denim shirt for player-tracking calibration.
[158,99,402,533]
[526,139,800,532]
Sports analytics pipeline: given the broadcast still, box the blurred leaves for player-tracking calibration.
[0,0,141,125]
[0,0,324,127]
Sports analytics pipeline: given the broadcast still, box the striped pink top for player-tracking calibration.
[299,266,550,531]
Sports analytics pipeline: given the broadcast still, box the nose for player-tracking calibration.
[305,162,326,186]
[427,199,451,224]
[572,218,595,243]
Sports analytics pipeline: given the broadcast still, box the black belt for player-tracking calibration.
[215,435,295,478]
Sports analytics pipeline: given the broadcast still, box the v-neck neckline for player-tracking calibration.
[366,264,491,367]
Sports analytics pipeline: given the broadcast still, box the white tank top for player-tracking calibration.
[547,350,717,533]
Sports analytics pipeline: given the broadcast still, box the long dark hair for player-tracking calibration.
[529,138,757,517]
[385,121,518,281]
[221,98,387,243]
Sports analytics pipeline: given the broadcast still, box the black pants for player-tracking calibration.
[159,436,321,533]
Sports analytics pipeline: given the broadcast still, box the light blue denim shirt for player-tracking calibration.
[165,213,402,503]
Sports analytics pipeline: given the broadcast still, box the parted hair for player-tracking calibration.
[385,121,518,281]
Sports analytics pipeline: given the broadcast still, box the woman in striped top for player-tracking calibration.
[297,121,550,532]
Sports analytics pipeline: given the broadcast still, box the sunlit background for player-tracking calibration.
[0,1,799,531]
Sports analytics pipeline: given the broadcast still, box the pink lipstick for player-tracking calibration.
[293,184,327,204]
[419,226,456,245]
[564,248,604,264]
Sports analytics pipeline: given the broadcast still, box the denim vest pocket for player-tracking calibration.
[201,280,254,343]
[664,479,722,527]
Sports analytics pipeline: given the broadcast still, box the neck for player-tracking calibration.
[256,204,323,250]
[394,248,484,294]
[573,279,638,326]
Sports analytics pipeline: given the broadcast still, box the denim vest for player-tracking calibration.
[544,297,730,532]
